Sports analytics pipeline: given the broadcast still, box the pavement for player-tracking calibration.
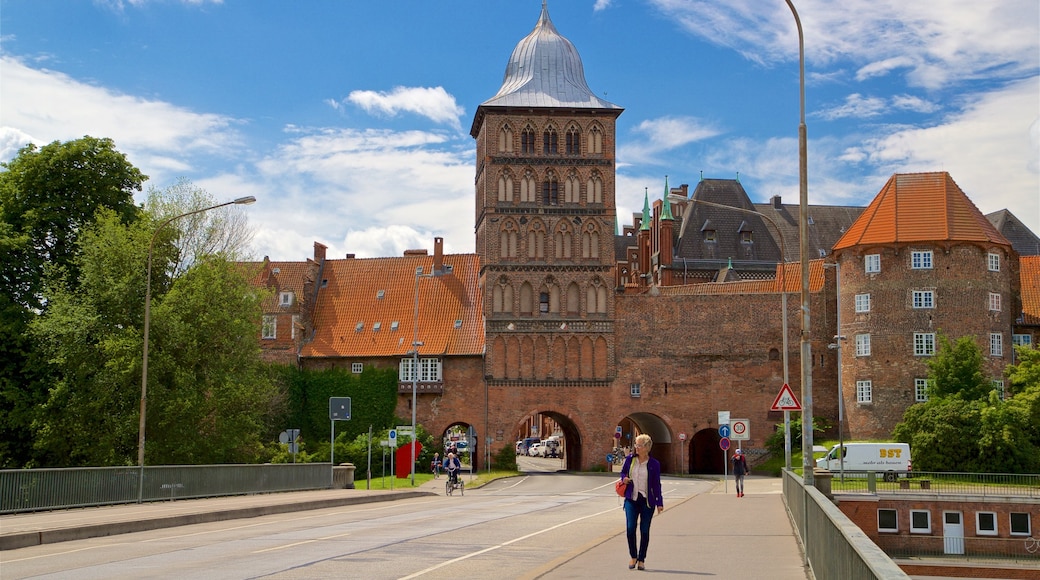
[0,474,810,579]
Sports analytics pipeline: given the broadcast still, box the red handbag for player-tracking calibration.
[615,479,628,497]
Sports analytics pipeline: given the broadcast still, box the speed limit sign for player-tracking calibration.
[730,419,750,441]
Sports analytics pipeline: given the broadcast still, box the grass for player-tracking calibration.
[355,469,521,490]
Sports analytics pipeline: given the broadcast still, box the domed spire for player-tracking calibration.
[480,2,621,111]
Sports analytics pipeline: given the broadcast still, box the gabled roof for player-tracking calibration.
[655,259,826,295]
[834,172,1010,250]
[300,254,483,359]
[1021,255,1040,326]
[676,179,782,262]
[986,209,1040,257]
[240,259,313,309]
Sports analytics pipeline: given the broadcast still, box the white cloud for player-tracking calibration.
[619,116,722,165]
[816,94,888,120]
[593,0,614,11]
[855,56,915,81]
[345,86,465,131]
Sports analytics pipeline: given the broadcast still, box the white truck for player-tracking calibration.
[816,442,912,481]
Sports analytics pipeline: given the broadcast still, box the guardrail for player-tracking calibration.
[0,464,332,514]
[828,471,1040,497]
[884,535,1040,562]
[782,469,910,579]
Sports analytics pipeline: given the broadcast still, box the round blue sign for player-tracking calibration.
[719,437,731,451]
[718,424,731,438]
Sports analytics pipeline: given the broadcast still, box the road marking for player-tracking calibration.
[397,506,618,579]
[251,531,352,553]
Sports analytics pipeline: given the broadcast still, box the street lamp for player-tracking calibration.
[824,261,846,483]
[685,197,791,468]
[411,266,435,486]
[138,195,256,502]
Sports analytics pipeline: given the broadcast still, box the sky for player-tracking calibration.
[2,0,1037,261]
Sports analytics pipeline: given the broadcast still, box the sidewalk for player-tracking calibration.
[526,475,811,579]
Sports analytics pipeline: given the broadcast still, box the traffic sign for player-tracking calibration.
[718,411,730,425]
[731,419,750,441]
[719,437,731,451]
[770,383,802,411]
[679,432,687,441]
[388,429,398,448]
[718,424,731,438]
[329,397,352,420]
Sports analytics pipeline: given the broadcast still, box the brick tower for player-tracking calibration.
[470,3,623,386]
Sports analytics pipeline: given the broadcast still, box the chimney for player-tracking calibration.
[433,237,444,274]
[313,242,327,262]
[345,254,355,259]
[771,195,782,209]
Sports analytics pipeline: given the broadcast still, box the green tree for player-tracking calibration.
[926,334,990,400]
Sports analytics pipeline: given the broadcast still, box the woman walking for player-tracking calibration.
[618,433,664,570]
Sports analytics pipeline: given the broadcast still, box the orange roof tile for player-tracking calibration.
[300,254,483,358]
[658,260,826,295]
[241,260,313,308]
[1021,256,1040,325]
[833,172,1010,251]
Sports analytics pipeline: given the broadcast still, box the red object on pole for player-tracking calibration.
[395,441,423,479]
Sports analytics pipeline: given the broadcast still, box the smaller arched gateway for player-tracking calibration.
[689,428,725,474]
[514,411,583,471]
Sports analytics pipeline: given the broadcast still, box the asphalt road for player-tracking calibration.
[0,473,715,580]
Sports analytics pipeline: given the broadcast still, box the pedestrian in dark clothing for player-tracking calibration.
[732,448,749,497]
[618,433,664,571]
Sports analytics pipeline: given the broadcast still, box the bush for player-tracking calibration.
[491,442,517,471]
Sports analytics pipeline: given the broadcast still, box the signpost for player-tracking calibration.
[719,411,731,493]
[679,432,687,474]
[771,383,801,475]
[329,397,352,487]
[730,419,750,441]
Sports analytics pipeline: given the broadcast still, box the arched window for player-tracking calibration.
[500,222,518,259]
[581,223,600,259]
[519,282,534,315]
[542,171,559,205]
[520,170,536,203]
[565,124,581,155]
[586,173,603,203]
[566,282,580,314]
[543,126,558,154]
[527,221,546,259]
[549,283,561,313]
[492,277,514,313]
[586,278,608,314]
[521,125,536,154]
[498,171,514,202]
[554,224,573,259]
[589,125,603,154]
[565,172,580,204]
[498,124,513,153]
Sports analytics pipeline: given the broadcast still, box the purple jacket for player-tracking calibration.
[619,454,664,507]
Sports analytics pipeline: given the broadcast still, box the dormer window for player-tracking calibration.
[355,322,364,332]
[704,230,716,242]
[279,292,293,306]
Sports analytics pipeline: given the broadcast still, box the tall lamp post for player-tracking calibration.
[686,197,791,468]
[138,195,256,501]
[783,0,814,488]
[824,261,846,483]
[411,266,435,486]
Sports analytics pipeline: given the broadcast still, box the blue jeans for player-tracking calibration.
[624,494,655,561]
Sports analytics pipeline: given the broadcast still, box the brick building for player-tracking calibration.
[251,4,1039,473]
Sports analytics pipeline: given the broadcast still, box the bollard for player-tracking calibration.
[867,471,876,493]
[333,463,356,489]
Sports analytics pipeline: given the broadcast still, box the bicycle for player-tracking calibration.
[445,469,464,496]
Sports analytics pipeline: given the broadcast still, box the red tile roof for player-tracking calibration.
[658,260,826,295]
[300,254,483,358]
[1021,255,1040,325]
[834,172,1011,250]
[240,260,313,308]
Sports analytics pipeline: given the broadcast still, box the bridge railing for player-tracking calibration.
[782,468,910,580]
[0,464,331,514]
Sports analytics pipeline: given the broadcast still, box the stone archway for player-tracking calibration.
[514,411,582,471]
[690,428,725,474]
[619,412,674,473]
[438,421,476,470]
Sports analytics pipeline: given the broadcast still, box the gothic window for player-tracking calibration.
[492,278,514,313]
[565,172,580,203]
[498,124,513,153]
[500,222,518,259]
[543,125,558,154]
[521,125,536,154]
[554,224,573,259]
[539,291,549,314]
[586,278,608,314]
[586,173,603,203]
[565,124,581,155]
[542,171,559,205]
[548,282,561,313]
[497,171,514,202]
[519,282,534,315]
[566,282,580,314]
[527,221,546,260]
[581,223,600,259]
[520,170,537,203]
[589,125,603,154]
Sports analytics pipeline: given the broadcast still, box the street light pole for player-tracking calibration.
[784,0,814,488]
[138,195,256,502]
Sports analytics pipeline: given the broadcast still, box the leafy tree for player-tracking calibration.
[926,334,990,400]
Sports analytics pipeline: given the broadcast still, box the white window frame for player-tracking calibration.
[279,291,293,306]
[911,250,933,270]
[910,510,931,534]
[1013,334,1032,347]
[990,333,1003,357]
[914,333,936,356]
[865,254,881,274]
[989,292,1001,311]
[915,378,931,403]
[855,293,871,313]
[992,380,1005,401]
[630,383,641,398]
[878,508,898,533]
[400,357,443,382]
[1009,513,1031,536]
[912,290,934,309]
[262,315,276,339]
[976,511,998,536]
[855,334,871,357]
[857,380,872,404]
[351,362,363,374]
[987,253,1000,272]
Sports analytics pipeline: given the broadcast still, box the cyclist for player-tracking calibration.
[443,452,462,487]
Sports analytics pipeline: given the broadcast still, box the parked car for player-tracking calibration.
[541,439,560,458]
[528,442,543,457]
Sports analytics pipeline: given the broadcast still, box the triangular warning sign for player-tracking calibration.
[771,383,802,411]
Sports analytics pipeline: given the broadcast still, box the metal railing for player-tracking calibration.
[782,468,911,579]
[882,534,1040,562]
[829,471,1040,497]
[0,464,331,514]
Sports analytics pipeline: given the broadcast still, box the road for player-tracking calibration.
[1,473,714,580]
